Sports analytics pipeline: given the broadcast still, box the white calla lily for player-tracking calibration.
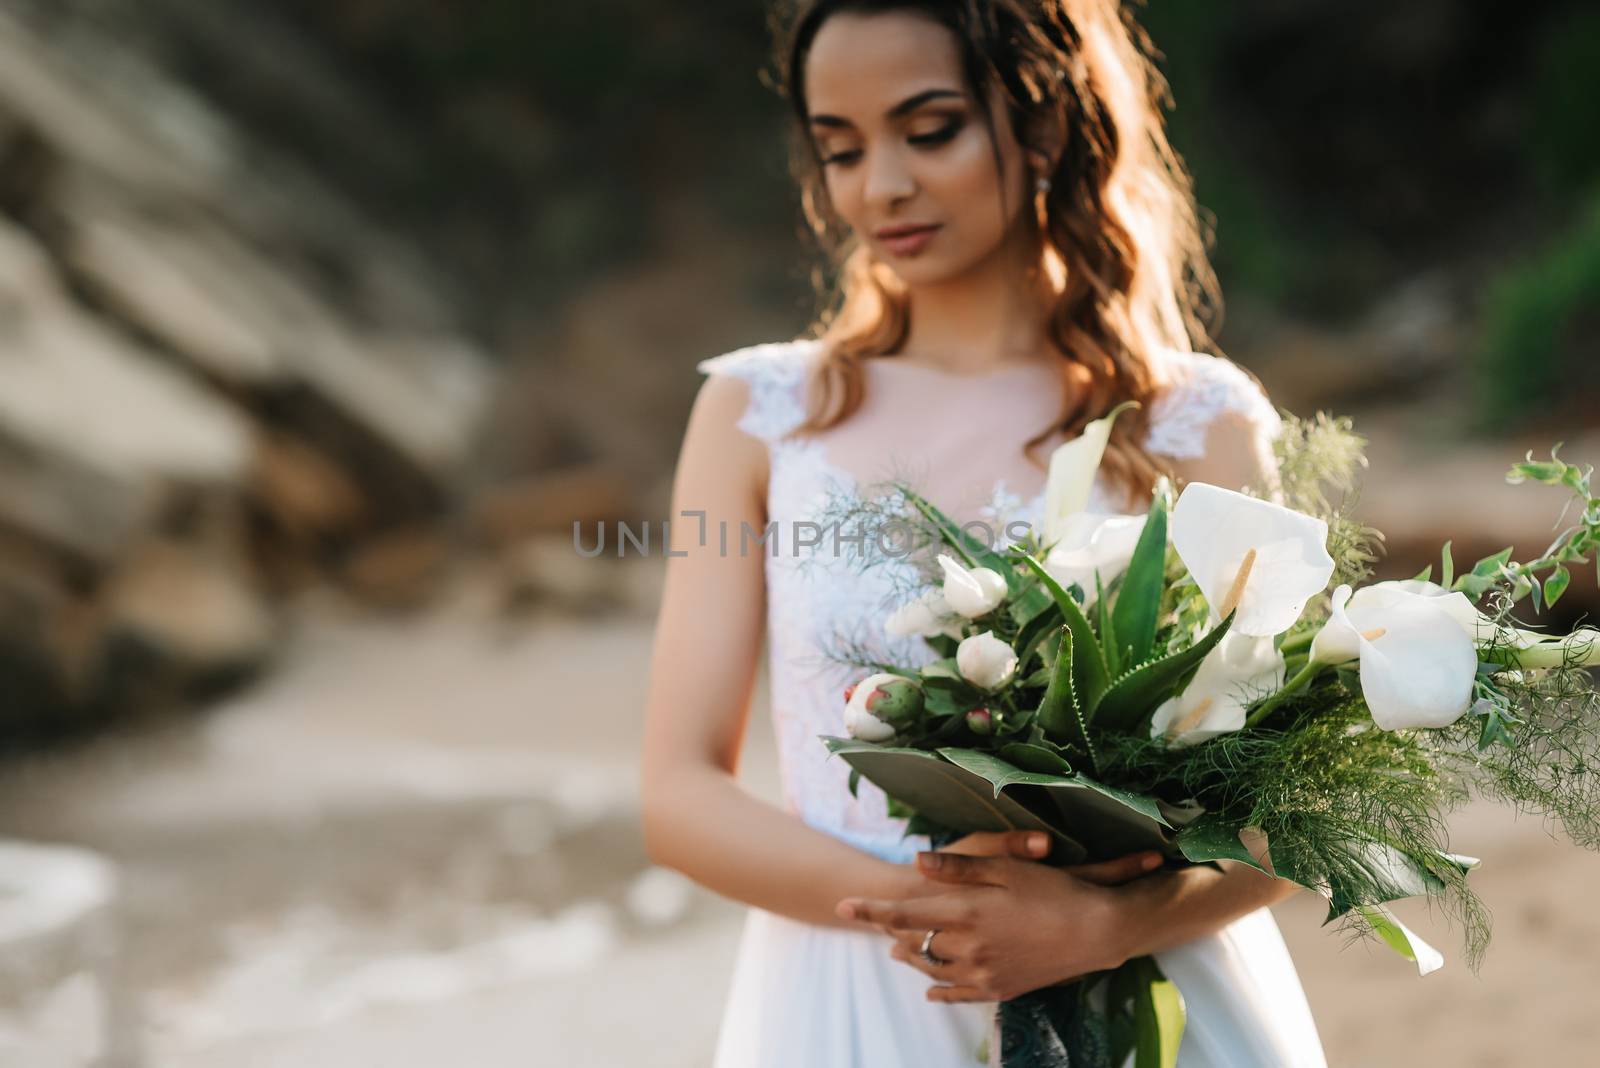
[1383,578,1547,650]
[843,672,903,741]
[1151,632,1286,747]
[1171,483,1335,637]
[937,553,1008,618]
[1359,905,1445,976]
[884,588,966,643]
[955,630,1018,690]
[1041,511,1149,607]
[1311,584,1477,730]
[1040,401,1137,547]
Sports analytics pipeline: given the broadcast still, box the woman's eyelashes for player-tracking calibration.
[818,119,965,167]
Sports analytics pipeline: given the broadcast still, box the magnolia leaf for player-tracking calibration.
[1175,815,1270,876]
[1092,610,1236,734]
[821,737,1087,861]
[936,746,1074,792]
[998,741,1074,775]
[1019,553,1110,713]
[847,767,861,798]
[1112,493,1169,668]
[937,748,1169,859]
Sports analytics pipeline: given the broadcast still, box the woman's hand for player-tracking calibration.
[837,847,1164,1003]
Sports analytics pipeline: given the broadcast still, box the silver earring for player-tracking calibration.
[1035,175,1052,195]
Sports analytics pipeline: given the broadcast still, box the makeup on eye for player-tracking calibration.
[816,117,966,166]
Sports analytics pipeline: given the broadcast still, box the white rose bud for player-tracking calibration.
[937,553,1008,618]
[843,672,904,741]
[956,631,1018,690]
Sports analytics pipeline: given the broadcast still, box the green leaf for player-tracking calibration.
[1018,554,1110,714]
[1175,815,1270,876]
[1470,546,1514,580]
[922,688,965,718]
[1020,665,1052,689]
[1097,570,1122,680]
[1320,841,1447,923]
[1440,540,1454,588]
[895,483,1022,594]
[1510,460,1566,483]
[847,767,861,799]
[920,657,963,681]
[1112,495,1169,668]
[1131,956,1184,1068]
[1546,564,1571,607]
[1035,626,1091,757]
[1014,602,1063,670]
[820,737,1088,861]
[936,748,1170,858]
[998,741,1074,775]
[1092,611,1236,734]
[1008,583,1054,626]
[1410,563,1433,582]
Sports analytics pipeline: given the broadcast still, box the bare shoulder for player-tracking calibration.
[681,365,769,519]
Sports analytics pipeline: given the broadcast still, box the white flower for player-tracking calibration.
[843,672,904,741]
[1150,631,1286,747]
[956,631,1019,690]
[1170,483,1335,637]
[1383,578,1546,650]
[1041,511,1148,607]
[1360,905,1445,976]
[937,553,1008,618]
[1310,583,1477,730]
[1040,402,1133,547]
[885,588,966,642]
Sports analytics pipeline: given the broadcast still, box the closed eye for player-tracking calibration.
[820,120,964,167]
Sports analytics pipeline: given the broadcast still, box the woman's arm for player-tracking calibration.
[638,371,920,930]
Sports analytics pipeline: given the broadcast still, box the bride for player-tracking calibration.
[641,0,1327,1064]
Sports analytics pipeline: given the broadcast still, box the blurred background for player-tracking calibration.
[0,0,1595,1065]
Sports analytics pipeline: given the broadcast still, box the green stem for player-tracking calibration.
[904,493,979,569]
[1245,660,1324,728]
[1480,632,1600,670]
[1278,631,1315,655]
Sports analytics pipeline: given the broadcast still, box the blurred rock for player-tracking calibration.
[469,467,633,549]
[0,9,496,744]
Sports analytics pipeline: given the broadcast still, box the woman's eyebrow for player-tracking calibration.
[808,87,964,128]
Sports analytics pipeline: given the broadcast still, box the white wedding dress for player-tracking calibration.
[695,337,1327,1067]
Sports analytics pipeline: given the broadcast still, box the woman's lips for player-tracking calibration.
[877,225,941,257]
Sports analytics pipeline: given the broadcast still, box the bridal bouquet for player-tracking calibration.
[818,405,1600,1068]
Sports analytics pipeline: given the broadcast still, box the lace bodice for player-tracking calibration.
[695,337,1282,863]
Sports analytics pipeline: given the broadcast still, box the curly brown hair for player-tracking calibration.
[767,0,1231,508]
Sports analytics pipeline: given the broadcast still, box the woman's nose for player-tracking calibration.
[861,144,916,209]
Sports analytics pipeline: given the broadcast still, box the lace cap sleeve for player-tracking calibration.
[695,338,821,443]
[1143,349,1283,460]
